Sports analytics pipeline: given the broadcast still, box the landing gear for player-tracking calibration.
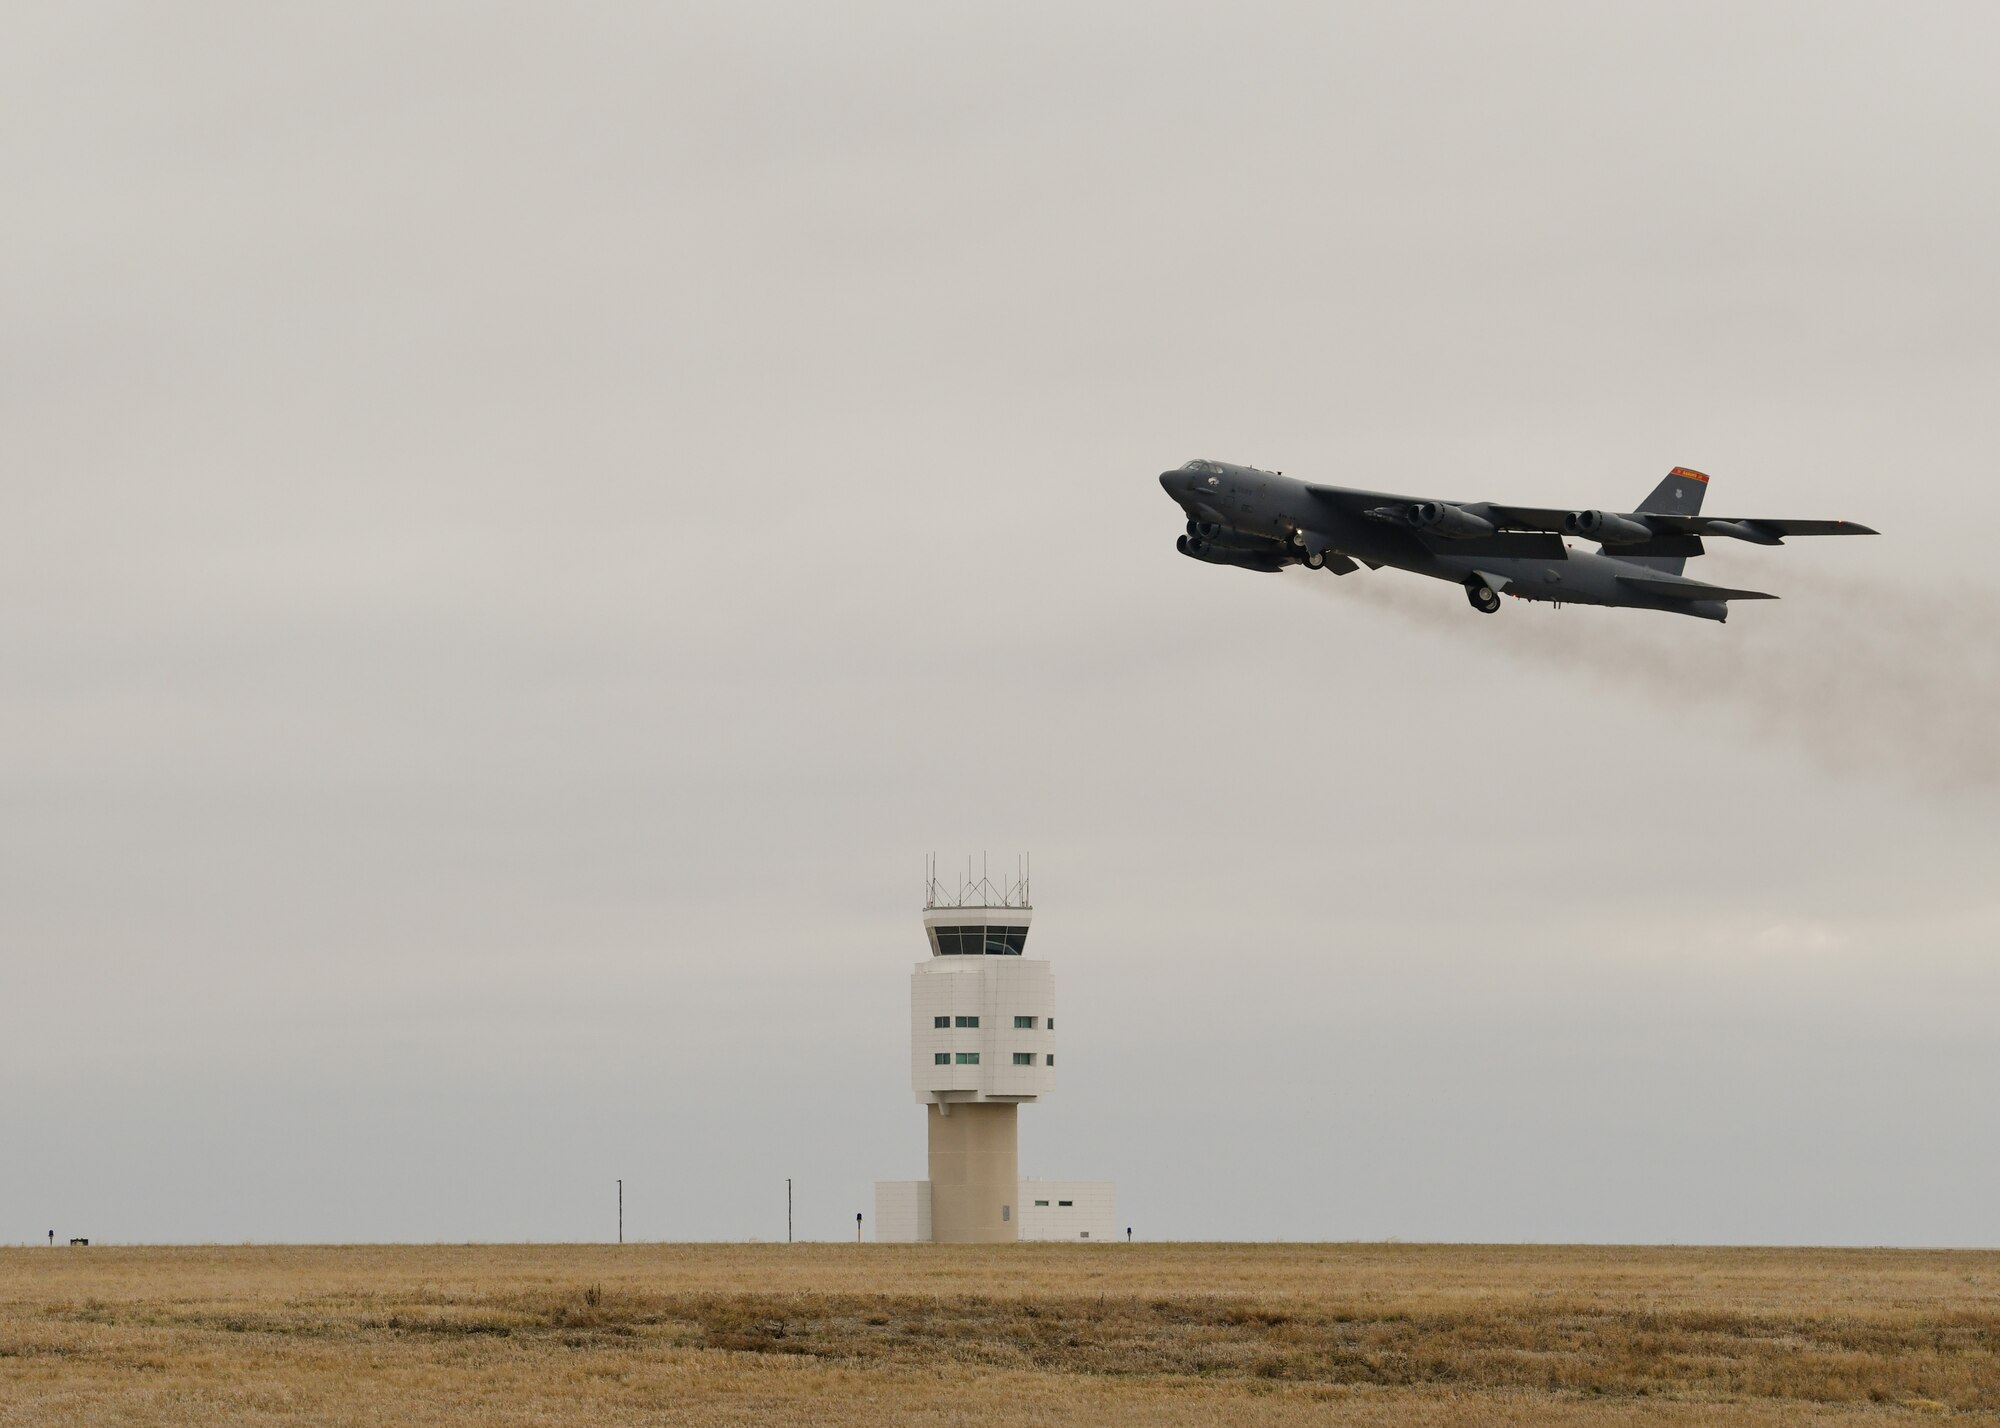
[1302,550,1327,571]
[1465,580,1501,614]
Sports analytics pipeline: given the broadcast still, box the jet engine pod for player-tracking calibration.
[1701,519,1784,546]
[1406,501,1498,539]
[1563,509,1655,544]
[1177,535,1287,572]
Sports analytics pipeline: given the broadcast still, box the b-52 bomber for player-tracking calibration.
[1159,460,1876,622]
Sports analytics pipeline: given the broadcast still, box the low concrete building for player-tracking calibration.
[874,1181,932,1243]
[1019,1180,1118,1242]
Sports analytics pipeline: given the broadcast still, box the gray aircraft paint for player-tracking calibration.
[1159,461,1876,623]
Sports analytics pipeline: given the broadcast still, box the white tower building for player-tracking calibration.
[875,859,1115,1245]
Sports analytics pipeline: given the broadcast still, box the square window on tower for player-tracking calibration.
[956,1052,980,1065]
[1047,1017,1055,1030]
[955,1016,979,1028]
[934,1052,950,1065]
[1013,1015,1035,1029]
[933,1015,949,1028]
[1046,1054,1054,1066]
[1012,1052,1033,1065]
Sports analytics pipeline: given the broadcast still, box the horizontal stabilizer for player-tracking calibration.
[1617,575,1777,603]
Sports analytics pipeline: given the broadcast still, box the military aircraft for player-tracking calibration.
[1158,460,1876,622]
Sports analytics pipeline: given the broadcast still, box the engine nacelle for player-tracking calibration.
[1562,509,1656,544]
[1177,534,1288,572]
[1702,519,1783,546]
[1406,501,1498,539]
[1183,524,1283,552]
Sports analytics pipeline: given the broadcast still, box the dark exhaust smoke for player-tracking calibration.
[1297,563,2000,793]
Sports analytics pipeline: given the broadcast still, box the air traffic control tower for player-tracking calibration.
[876,859,1115,1244]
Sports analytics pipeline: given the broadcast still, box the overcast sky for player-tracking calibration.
[5,2,1998,1247]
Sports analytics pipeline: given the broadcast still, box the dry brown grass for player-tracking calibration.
[3,1242,1996,1425]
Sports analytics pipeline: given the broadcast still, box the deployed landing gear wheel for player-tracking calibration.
[1465,581,1501,614]
[1302,550,1327,570]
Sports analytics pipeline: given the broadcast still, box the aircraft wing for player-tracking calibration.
[1303,483,1439,515]
[1307,485,1874,539]
[1305,485,1571,533]
[1414,531,1567,558]
[1479,504,1572,532]
[1482,505,1874,541]
[1304,485,1567,558]
[1644,515,1878,539]
[1617,575,1777,602]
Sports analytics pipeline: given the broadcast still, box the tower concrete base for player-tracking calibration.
[926,1101,1018,1243]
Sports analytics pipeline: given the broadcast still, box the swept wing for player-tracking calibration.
[1635,514,1877,541]
[1304,485,1567,559]
[1465,506,1874,542]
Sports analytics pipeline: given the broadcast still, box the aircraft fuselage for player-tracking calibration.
[1160,461,1736,621]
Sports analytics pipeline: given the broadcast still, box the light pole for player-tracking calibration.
[617,1179,623,1245]
[787,1179,793,1244]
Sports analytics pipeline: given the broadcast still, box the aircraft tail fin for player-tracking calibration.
[1639,467,1709,515]
[1614,467,1711,574]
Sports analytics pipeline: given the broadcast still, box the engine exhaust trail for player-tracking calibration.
[1296,562,2000,793]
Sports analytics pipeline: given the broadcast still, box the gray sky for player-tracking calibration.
[5,2,1998,1246]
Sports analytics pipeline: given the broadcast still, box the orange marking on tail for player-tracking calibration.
[1669,467,1711,483]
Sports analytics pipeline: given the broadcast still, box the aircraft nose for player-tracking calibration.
[1159,469,1185,495]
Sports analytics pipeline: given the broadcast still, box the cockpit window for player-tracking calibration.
[1181,459,1221,474]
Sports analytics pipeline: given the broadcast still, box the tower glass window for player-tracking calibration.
[930,925,1029,955]
[933,1052,950,1065]
[955,1015,979,1028]
[933,1016,949,1028]
[1013,1015,1036,1029]
[955,1052,980,1065]
[1012,1052,1034,1065]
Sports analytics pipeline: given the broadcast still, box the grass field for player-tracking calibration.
[3,1242,1996,1425]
